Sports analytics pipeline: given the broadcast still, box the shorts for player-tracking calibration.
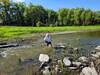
[45,41,52,46]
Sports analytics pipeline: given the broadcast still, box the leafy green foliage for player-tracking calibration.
[0,1,100,26]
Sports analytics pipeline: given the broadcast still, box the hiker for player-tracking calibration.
[44,33,52,47]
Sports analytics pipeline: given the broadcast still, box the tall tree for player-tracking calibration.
[0,1,100,26]
[0,0,11,25]
[46,9,58,26]
[25,4,47,26]
[58,8,69,26]
[94,11,100,24]
[74,8,84,25]
[85,9,93,25]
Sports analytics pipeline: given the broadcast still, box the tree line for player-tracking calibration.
[0,0,100,26]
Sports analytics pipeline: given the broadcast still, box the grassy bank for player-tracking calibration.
[0,26,100,39]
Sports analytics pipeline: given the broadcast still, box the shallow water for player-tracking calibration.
[52,30,100,57]
[0,30,100,74]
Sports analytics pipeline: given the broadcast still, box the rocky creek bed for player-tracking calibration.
[0,30,100,75]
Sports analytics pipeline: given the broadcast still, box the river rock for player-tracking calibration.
[78,56,88,62]
[91,54,99,58]
[43,66,51,75]
[73,48,78,51]
[90,57,97,61]
[80,67,92,75]
[90,62,98,75]
[96,52,100,56]
[0,51,7,58]
[63,57,71,66]
[39,54,50,63]
[55,65,62,75]
[68,67,77,70]
[95,46,100,51]
[72,61,81,67]
[54,43,66,49]
[57,60,62,65]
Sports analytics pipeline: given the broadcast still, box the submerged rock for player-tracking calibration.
[54,43,66,49]
[0,51,7,58]
[0,43,18,48]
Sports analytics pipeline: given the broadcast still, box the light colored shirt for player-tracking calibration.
[44,33,52,42]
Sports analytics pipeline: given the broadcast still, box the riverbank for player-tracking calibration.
[0,26,100,39]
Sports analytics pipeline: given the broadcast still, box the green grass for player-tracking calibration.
[0,25,100,39]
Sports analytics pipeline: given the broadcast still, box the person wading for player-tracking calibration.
[44,33,52,47]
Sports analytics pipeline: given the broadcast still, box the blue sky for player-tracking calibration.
[13,0,100,11]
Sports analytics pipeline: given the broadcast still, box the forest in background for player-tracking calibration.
[0,0,100,26]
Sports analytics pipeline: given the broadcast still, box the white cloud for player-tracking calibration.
[12,0,25,2]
